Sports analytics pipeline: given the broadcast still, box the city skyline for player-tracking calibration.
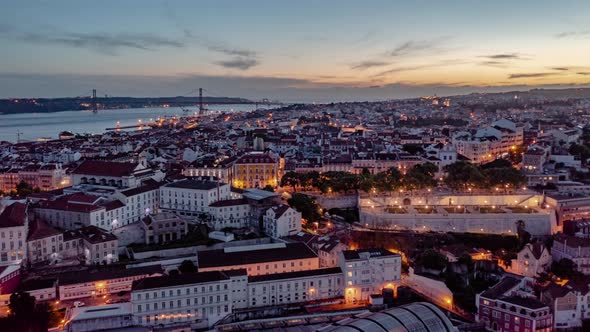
[1,0,590,101]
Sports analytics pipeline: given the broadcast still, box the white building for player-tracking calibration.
[58,265,163,301]
[113,180,160,226]
[72,160,163,189]
[62,226,119,265]
[339,248,401,303]
[262,204,301,238]
[247,267,343,307]
[0,202,28,266]
[131,270,244,328]
[508,242,551,278]
[551,235,590,275]
[160,179,230,217]
[207,198,251,230]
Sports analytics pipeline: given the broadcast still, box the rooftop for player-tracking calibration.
[249,267,342,283]
[165,179,222,190]
[198,242,317,269]
[131,270,237,291]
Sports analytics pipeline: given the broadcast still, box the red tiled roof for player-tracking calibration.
[28,219,61,241]
[0,202,27,228]
[72,160,139,177]
[37,194,103,213]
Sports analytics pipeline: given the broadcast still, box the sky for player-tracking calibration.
[1,0,590,102]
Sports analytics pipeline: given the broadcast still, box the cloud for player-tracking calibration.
[351,60,391,70]
[555,30,590,38]
[2,72,590,102]
[508,72,561,79]
[182,30,260,69]
[578,72,590,76]
[214,57,259,70]
[479,60,509,68]
[551,67,570,71]
[1,28,184,55]
[373,59,467,77]
[481,53,527,60]
[387,39,446,58]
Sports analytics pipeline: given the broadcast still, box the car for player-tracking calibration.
[73,301,85,307]
[116,299,128,303]
[105,299,115,304]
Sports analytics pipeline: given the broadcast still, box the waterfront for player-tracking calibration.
[0,104,268,142]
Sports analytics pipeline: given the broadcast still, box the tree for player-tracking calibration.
[443,161,485,190]
[262,185,275,192]
[280,171,300,191]
[287,193,321,223]
[178,260,198,274]
[15,181,34,197]
[416,249,448,271]
[480,158,512,170]
[402,144,424,155]
[569,143,590,164]
[0,291,53,332]
[483,167,526,189]
[551,258,581,279]
[403,163,437,190]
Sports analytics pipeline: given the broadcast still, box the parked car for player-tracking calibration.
[73,301,85,307]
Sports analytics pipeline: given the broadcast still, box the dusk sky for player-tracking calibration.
[1,0,590,101]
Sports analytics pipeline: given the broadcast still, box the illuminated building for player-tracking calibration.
[339,248,401,303]
[232,152,278,189]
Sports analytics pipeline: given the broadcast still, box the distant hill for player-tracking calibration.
[456,87,590,99]
[0,96,253,114]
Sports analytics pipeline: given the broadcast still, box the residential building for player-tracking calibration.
[207,198,251,230]
[0,203,28,266]
[159,179,230,217]
[197,242,319,276]
[508,242,551,278]
[72,160,162,188]
[247,267,343,307]
[551,234,590,275]
[131,270,243,328]
[339,248,401,303]
[477,276,553,332]
[58,266,163,301]
[26,218,64,264]
[262,204,301,238]
[141,212,188,245]
[232,152,278,189]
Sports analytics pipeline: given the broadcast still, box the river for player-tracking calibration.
[0,104,269,143]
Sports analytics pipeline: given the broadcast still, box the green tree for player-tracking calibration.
[287,193,321,223]
[403,162,438,190]
[402,143,424,155]
[416,249,448,271]
[483,167,526,189]
[1,291,53,332]
[443,161,485,190]
[15,181,34,197]
[262,185,275,192]
[280,171,300,191]
[569,143,590,164]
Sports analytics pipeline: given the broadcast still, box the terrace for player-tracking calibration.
[413,206,436,214]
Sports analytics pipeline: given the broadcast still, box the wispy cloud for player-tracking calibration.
[578,72,590,76]
[508,72,561,79]
[386,39,446,58]
[555,30,590,38]
[477,52,530,68]
[373,59,467,77]
[481,53,528,60]
[214,57,259,70]
[551,67,570,71]
[0,28,184,55]
[182,30,260,70]
[351,60,391,70]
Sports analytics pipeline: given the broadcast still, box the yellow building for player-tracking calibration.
[232,153,278,189]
